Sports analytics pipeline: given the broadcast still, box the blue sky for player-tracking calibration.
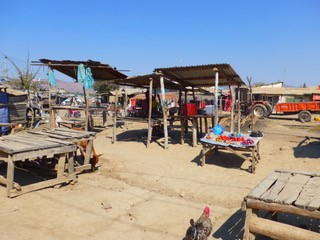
[1,0,319,87]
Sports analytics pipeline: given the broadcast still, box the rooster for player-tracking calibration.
[184,207,213,240]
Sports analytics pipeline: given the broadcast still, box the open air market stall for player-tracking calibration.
[112,64,245,149]
[32,59,127,131]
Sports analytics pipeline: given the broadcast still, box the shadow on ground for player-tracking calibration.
[293,137,320,158]
[213,209,245,240]
[191,149,250,173]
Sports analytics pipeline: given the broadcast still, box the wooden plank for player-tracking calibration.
[11,145,76,161]
[43,129,88,138]
[307,191,320,211]
[246,198,320,220]
[275,174,311,205]
[260,172,292,203]
[8,174,77,198]
[0,175,21,191]
[243,208,252,240]
[295,177,320,210]
[74,164,92,173]
[5,135,60,149]
[276,169,320,177]
[249,216,320,240]
[27,131,70,140]
[0,140,34,154]
[247,172,280,200]
[54,128,95,136]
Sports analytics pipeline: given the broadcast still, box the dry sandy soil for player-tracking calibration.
[0,113,320,240]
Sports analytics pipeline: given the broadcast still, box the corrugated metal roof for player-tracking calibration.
[35,59,127,81]
[252,87,320,95]
[114,74,183,90]
[154,63,245,87]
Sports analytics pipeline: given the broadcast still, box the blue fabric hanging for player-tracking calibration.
[48,68,57,87]
[77,64,94,89]
[83,67,94,89]
[77,64,86,83]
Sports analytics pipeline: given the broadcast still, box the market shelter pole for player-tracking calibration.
[214,68,219,126]
[159,74,169,149]
[147,78,153,148]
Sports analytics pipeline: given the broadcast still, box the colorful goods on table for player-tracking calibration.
[205,131,255,146]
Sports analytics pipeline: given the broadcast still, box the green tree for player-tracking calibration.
[4,55,41,93]
[3,54,46,109]
[94,81,117,94]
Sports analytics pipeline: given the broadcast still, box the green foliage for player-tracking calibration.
[5,54,41,93]
[94,81,117,94]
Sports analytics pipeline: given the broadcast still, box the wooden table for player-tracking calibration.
[57,119,86,129]
[199,132,262,173]
[242,169,320,240]
[28,128,97,173]
[0,132,77,197]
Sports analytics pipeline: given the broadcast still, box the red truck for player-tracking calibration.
[275,101,320,122]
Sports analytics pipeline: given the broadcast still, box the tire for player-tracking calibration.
[298,110,312,123]
[253,104,267,118]
[264,103,273,117]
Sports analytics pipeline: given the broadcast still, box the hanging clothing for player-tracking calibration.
[77,64,94,89]
[83,67,94,89]
[77,64,86,83]
[48,68,56,87]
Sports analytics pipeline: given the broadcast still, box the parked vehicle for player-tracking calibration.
[237,88,273,118]
[65,109,81,118]
[275,101,320,122]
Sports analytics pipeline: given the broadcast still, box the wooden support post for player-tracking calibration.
[112,89,119,143]
[57,154,65,178]
[178,90,182,115]
[200,147,206,166]
[251,146,256,173]
[192,87,195,102]
[230,86,236,133]
[192,118,197,147]
[213,68,219,126]
[204,117,208,133]
[247,77,254,131]
[249,215,320,240]
[180,118,185,145]
[83,86,89,131]
[6,159,14,197]
[49,83,53,130]
[160,75,169,149]
[84,139,93,165]
[237,85,241,133]
[147,78,153,148]
[243,208,253,240]
[122,89,128,129]
[68,152,75,175]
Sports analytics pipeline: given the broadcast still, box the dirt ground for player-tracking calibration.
[0,113,320,240]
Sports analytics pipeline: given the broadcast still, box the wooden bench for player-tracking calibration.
[28,128,97,173]
[242,169,320,239]
[0,132,77,197]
